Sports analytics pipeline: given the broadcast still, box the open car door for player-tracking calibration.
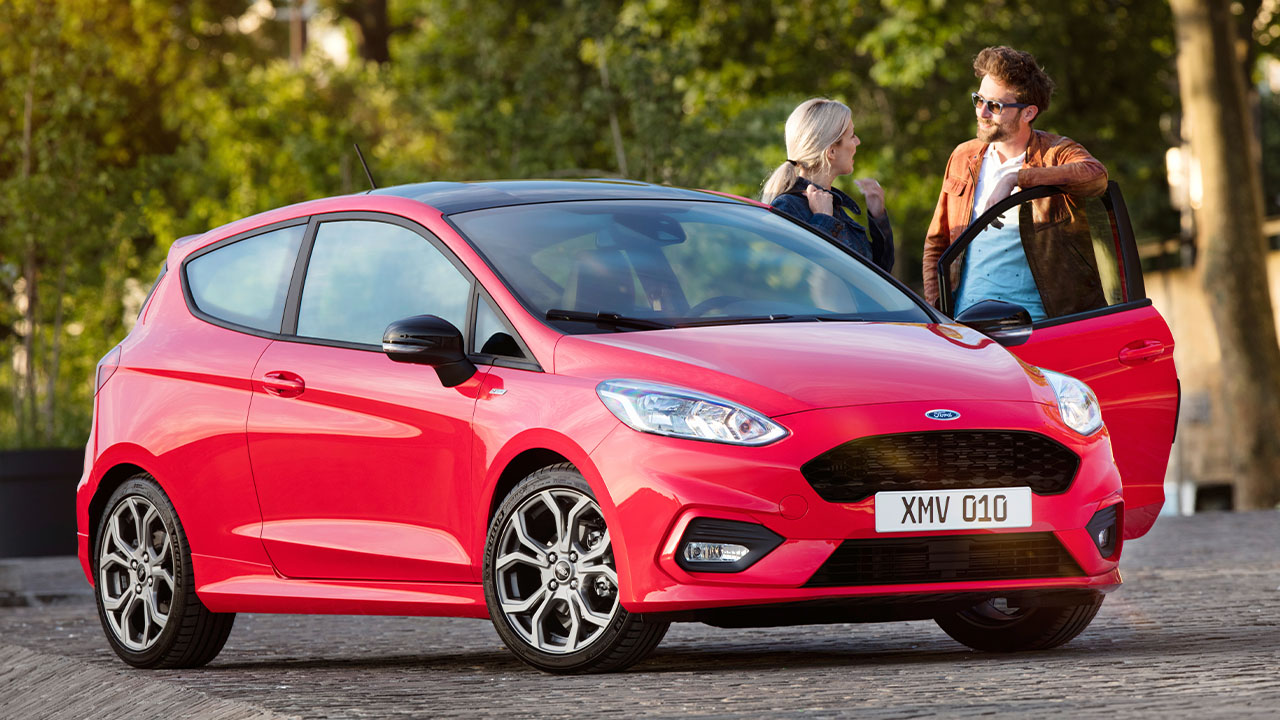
[937,181,1179,538]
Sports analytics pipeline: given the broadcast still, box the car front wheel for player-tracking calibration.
[94,475,235,668]
[483,464,667,673]
[935,595,1103,652]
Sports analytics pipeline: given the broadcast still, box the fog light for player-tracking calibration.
[1085,504,1120,558]
[683,542,749,563]
[675,517,784,574]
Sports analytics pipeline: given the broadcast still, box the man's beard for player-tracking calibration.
[977,117,1012,143]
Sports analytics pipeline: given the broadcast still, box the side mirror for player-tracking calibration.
[955,300,1033,347]
[382,315,477,387]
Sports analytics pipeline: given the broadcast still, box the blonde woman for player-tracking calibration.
[762,98,894,272]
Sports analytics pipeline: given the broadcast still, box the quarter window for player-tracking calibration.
[186,225,305,332]
[297,220,470,345]
[474,296,526,358]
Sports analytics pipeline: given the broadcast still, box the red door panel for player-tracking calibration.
[1008,303,1177,537]
[246,340,487,582]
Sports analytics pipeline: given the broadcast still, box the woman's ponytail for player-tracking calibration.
[761,160,799,204]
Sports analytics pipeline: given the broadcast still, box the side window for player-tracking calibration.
[186,224,305,332]
[297,220,470,345]
[942,186,1138,323]
[474,295,526,359]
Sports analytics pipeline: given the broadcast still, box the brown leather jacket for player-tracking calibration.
[922,130,1109,318]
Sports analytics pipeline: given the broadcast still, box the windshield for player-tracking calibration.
[450,200,931,333]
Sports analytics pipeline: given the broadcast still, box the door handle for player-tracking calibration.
[1118,339,1165,365]
[261,370,305,398]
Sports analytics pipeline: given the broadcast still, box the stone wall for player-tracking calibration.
[1144,250,1280,512]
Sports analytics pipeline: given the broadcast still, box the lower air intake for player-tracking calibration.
[804,532,1083,587]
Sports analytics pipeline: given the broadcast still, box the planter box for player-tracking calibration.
[0,449,82,558]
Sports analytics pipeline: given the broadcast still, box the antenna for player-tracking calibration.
[353,143,377,191]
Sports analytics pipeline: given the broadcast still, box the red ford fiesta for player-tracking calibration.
[77,179,1177,673]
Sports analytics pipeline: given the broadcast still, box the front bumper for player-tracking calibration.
[589,400,1124,614]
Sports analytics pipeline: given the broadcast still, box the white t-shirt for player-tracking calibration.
[955,145,1046,321]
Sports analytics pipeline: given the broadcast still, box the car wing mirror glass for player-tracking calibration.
[382,315,477,387]
[954,299,1033,347]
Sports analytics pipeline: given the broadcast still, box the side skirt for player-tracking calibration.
[196,573,488,618]
[655,588,1110,629]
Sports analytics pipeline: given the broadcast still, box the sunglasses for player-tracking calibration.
[971,92,1032,115]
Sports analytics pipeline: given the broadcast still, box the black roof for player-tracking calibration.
[369,179,747,214]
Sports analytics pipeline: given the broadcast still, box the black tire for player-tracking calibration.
[483,464,667,673]
[935,595,1104,652]
[93,475,235,668]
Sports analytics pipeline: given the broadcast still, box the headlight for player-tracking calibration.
[596,380,788,446]
[1041,368,1103,436]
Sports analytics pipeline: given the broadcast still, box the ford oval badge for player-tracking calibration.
[925,409,961,421]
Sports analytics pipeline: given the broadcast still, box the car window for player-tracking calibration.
[297,220,469,345]
[451,200,930,333]
[663,222,874,315]
[185,224,305,332]
[944,192,1131,324]
[474,295,526,359]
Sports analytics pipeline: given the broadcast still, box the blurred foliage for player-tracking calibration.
[0,0,1269,447]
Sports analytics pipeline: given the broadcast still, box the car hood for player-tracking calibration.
[553,321,1052,417]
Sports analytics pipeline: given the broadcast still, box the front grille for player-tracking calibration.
[801,430,1079,503]
[804,532,1083,587]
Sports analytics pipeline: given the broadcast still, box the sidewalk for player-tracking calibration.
[0,555,92,608]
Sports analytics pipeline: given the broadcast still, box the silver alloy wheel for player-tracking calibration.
[494,488,619,654]
[97,495,175,652]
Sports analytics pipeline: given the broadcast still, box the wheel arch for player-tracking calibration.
[479,430,637,601]
[487,448,575,525]
[87,462,156,568]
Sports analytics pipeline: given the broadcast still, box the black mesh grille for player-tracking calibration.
[804,532,1083,587]
[801,430,1079,503]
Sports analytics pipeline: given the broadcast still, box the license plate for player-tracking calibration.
[874,487,1032,533]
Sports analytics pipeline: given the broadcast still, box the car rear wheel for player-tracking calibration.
[94,475,235,668]
[935,595,1104,652]
[483,464,668,673]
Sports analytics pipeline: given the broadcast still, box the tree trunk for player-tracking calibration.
[20,50,39,446]
[1171,0,1280,509]
[290,0,307,68]
[41,256,67,443]
[337,0,392,64]
[596,42,629,178]
[21,248,39,445]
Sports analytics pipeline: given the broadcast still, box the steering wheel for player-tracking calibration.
[686,295,747,317]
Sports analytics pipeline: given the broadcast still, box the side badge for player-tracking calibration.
[925,409,960,421]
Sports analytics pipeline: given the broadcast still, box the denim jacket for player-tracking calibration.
[771,176,895,273]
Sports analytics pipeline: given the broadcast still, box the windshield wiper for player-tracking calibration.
[675,314,798,327]
[546,308,673,330]
[679,313,873,326]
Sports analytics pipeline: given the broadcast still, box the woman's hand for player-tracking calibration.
[805,184,834,216]
[853,178,885,217]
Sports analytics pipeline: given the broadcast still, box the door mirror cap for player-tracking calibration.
[382,315,477,387]
[955,300,1033,347]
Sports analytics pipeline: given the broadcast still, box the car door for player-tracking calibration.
[937,182,1178,539]
[246,213,486,582]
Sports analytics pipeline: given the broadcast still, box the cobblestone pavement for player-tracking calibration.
[2,511,1277,719]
